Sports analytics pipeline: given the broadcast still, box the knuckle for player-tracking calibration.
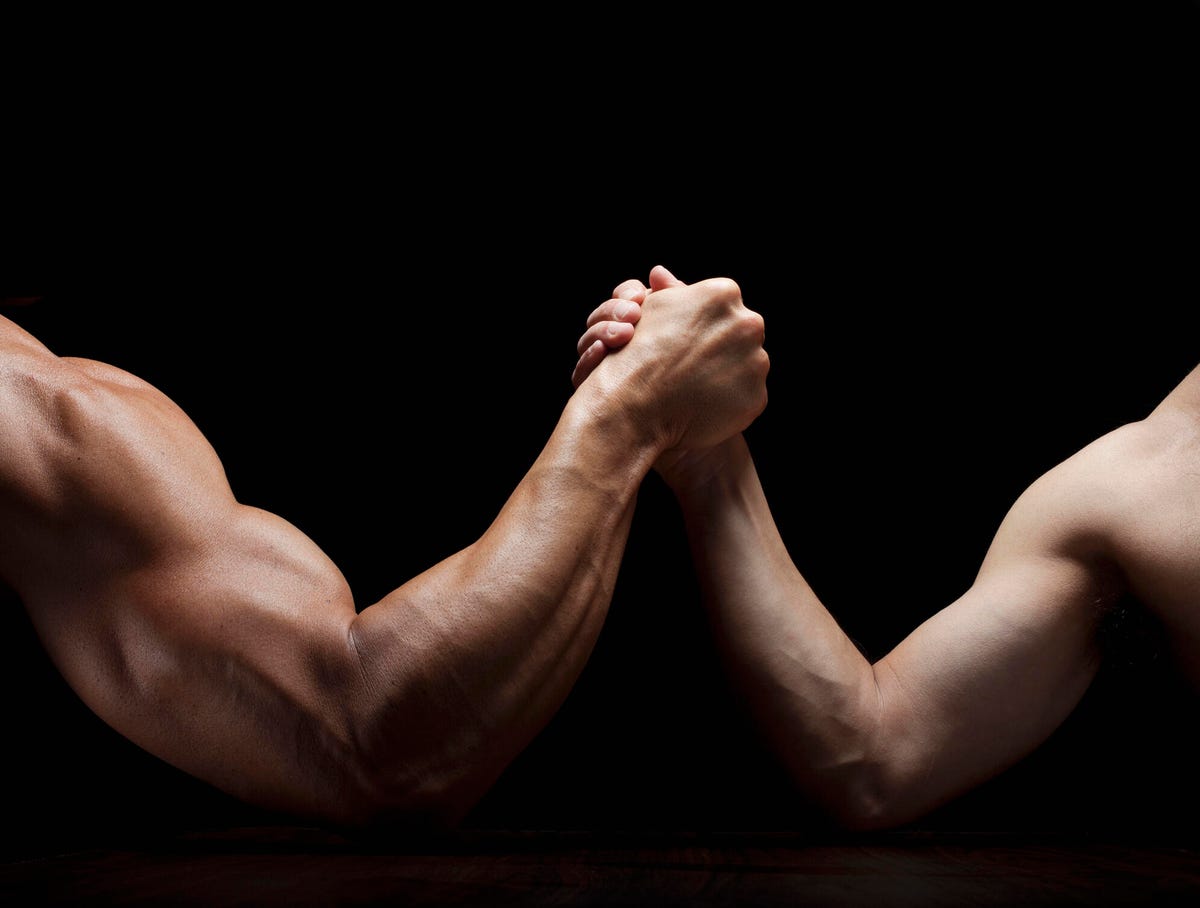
[733,309,766,343]
[703,276,741,300]
[744,309,766,337]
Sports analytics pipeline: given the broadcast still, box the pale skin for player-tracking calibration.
[577,266,1200,831]
[0,283,768,831]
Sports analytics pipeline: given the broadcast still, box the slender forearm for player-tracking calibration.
[670,436,883,812]
[348,392,659,822]
[672,435,1112,830]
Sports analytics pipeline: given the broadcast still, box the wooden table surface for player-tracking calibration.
[4,825,1199,907]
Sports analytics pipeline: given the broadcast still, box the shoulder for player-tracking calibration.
[999,410,1200,607]
[1073,409,1200,541]
[978,414,1176,577]
[1093,408,1200,611]
[1016,414,1194,538]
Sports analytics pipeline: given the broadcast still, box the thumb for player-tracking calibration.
[648,265,686,291]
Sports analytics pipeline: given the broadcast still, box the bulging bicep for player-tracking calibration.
[25,503,366,822]
[3,340,373,820]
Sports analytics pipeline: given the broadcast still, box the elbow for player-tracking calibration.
[311,757,486,836]
[337,788,478,836]
[789,756,918,833]
[316,737,494,835]
[277,693,490,835]
[322,619,531,836]
[822,783,910,833]
[803,676,928,832]
[309,625,490,834]
[825,778,948,833]
[319,716,501,836]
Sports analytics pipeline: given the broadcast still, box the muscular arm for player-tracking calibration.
[0,293,765,831]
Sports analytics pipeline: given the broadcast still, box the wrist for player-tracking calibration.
[657,434,753,502]
[564,380,670,474]
[567,369,674,460]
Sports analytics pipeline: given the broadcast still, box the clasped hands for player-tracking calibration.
[569,264,769,492]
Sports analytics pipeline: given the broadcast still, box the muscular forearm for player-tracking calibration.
[347,390,660,824]
[4,354,656,830]
[2,279,769,832]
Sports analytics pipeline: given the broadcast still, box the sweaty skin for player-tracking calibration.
[577,267,1200,831]
[0,283,767,831]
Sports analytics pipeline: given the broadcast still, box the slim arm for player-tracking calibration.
[573,272,1198,832]
[668,432,1122,830]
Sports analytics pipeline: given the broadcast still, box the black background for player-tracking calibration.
[2,2,1199,854]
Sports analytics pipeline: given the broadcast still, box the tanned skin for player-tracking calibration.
[0,279,768,831]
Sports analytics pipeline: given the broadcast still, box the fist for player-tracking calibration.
[586,266,769,454]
